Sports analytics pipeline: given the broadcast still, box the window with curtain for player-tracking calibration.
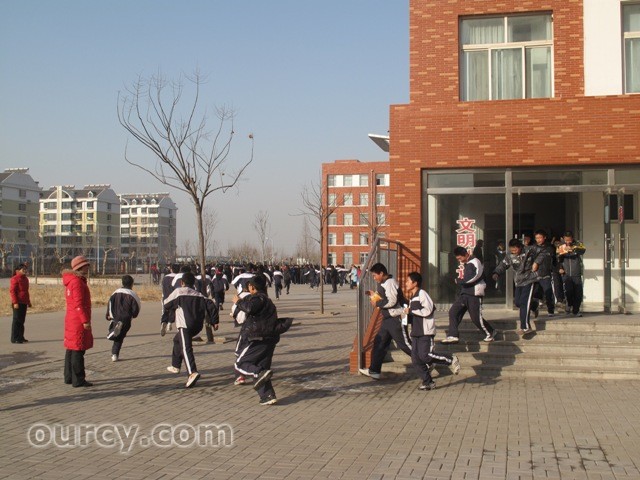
[624,4,640,93]
[460,14,553,101]
[344,193,353,206]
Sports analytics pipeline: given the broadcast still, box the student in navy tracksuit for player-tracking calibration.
[233,275,292,405]
[492,239,543,334]
[211,269,230,310]
[160,264,180,336]
[442,246,496,344]
[358,263,410,380]
[272,267,284,299]
[163,272,218,388]
[105,275,141,362]
[404,272,460,390]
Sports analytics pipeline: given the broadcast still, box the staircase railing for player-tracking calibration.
[351,236,421,373]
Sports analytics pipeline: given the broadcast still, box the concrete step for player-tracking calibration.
[440,329,640,344]
[389,349,640,369]
[428,339,640,355]
[381,359,640,380]
[436,317,640,334]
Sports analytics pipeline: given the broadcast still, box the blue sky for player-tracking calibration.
[0,0,408,255]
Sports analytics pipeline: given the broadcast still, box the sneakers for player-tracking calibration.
[185,372,201,388]
[168,323,173,332]
[441,336,459,344]
[520,328,533,335]
[192,336,204,343]
[234,376,246,385]
[160,322,168,337]
[107,321,123,340]
[483,331,496,342]
[167,366,180,374]
[358,368,381,380]
[253,370,273,390]
[111,354,118,362]
[573,312,583,317]
[547,312,555,317]
[451,355,461,375]
[259,395,278,406]
[419,381,436,391]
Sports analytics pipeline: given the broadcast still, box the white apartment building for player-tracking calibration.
[119,193,177,272]
[0,168,42,270]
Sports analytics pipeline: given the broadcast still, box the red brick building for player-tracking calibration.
[387,0,640,312]
[322,160,390,267]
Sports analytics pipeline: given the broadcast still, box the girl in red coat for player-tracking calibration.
[10,263,31,343]
[63,256,94,387]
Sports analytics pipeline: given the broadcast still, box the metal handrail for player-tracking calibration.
[355,236,421,370]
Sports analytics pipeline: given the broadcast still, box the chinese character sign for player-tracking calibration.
[456,217,477,250]
[455,217,477,279]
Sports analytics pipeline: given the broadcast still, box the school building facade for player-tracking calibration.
[387,0,640,312]
[322,160,390,267]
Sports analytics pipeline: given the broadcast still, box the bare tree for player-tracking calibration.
[202,207,219,259]
[227,242,260,264]
[294,177,342,314]
[0,238,15,273]
[253,210,270,263]
[295,217,317,264]
[118,71,254,294]
[102,246,115,275]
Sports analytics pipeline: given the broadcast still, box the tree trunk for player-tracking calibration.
[195,203,214,342]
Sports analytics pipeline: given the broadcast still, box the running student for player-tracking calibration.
[163,272,219,388]
[358,262,410,380]
[442,246,496,344]
[106,275,141,362]
[404,272,460,390]
[233,275,293,405]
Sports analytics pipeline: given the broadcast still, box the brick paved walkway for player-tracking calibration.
[1,284,639,479]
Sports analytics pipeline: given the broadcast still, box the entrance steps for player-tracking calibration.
[383,314,640,380]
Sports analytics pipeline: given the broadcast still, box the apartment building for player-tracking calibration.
[387,0,640,312]
[322,160,390,267]
[0,168,41,269]
[119,193,177,271]
[40,185,121,273]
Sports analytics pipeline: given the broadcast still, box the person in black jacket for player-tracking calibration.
[442,247,496,344]
[164,272,219,388]
[160,264,180,336]
[106,275,141,362]
[211,269,230,310]
[233,275,291,405]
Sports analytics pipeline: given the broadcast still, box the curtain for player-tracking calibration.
[626,38,640,93]
[492,48,523,100]
[461,18,504,45]
[462,50,489,100]
[526,46,552,98]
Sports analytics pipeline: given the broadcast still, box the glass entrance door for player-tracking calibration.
[604,190,632,313]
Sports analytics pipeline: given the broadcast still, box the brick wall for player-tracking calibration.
[389,0,640,255]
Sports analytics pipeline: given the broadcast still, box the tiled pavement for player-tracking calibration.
[1,284,639,479]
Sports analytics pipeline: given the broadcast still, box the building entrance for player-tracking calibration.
[422,168,640,312]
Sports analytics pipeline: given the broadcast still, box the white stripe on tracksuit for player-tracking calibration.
[180,328,194,375]
[234,343,257,377]
[524,285,535,330]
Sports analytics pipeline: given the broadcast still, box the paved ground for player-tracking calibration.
[1,283,639,479]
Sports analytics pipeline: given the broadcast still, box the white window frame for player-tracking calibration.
[360,193,369,206]
[376,193,385,206]
[344,193,353,206]
[623,3,640,94]
[344,232,353,245]
[328,233,337,246]
[460,14,554,101]
[344,213,353,226]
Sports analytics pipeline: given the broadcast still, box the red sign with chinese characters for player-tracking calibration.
[455,217,477,279]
